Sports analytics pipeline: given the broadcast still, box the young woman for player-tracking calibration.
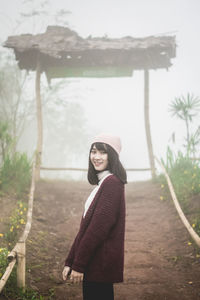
[62,133,127,300]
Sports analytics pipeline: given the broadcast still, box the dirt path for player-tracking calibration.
[24,180,200,300]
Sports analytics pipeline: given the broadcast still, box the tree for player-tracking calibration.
[0,0,89,167]
[0,54,34,151]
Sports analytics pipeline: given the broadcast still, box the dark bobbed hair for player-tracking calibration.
[87,142,127,185]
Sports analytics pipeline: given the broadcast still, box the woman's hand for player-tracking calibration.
[62,267,83,284]
[62,266,71,281]
[70,270,84,284]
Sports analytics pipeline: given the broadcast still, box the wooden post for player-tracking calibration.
[35,55,43,181]
[144,69,156,178]
[16,241,26,289]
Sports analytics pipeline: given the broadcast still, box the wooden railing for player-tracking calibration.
[41,166,151,172]
[155,156,200,248]
[0,159,36,293]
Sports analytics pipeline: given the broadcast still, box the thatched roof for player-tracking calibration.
[4,26,176,79]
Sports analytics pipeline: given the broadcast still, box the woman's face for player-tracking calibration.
[90,145,109,172]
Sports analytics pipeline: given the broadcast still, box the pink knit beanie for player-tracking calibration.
[92,133,122,155]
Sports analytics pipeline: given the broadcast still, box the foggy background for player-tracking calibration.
[0,0,200,181]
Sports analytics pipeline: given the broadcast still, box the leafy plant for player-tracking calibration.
[3,283,45,300]
[0,152,31,196]
[4,201,27,245]
[0,247,9,279]
[158,146,200,206]
[192,218,200,236]
[187,126,200,157]
[0,121,13,163]
[160,93,200,206]
[169,93,200,155]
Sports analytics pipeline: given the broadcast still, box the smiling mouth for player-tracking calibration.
[94,161,103,166]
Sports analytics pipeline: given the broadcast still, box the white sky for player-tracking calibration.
[1,0,200,180]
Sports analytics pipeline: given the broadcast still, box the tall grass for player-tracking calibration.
[0,152,31,196]
[158,147,200,207]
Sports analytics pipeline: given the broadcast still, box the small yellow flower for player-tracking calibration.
[10,226,14,232]
[0,233,4,237]
[161,184,164,188]
[160,196,164,201]
[24,208,27,211]
[16,225,19,229]
[19,203,23,208]
[192,186,194,190]
[20,219,25,225]
[192,223,196,228]
[20,211,23,215]
[0,248,3,252]
[187,242,192,246]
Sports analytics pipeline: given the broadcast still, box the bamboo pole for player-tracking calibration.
[155,156,200,248]
[20,159,36,242]
[41,166,152,172]
[16,242,26,289]
[7,244,18,262]
[144,69,156,179]
[190,157,200,160]
[41,167,88,171]
[0,259,16,293]
[35,55,43,181]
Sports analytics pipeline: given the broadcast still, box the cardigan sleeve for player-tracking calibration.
[71,176,123,273]
[64,235,78,267]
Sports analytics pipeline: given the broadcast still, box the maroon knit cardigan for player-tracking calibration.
[65,175,126,283]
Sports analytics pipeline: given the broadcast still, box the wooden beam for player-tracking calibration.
[35,55,43,181]
[144,69,156,178]
[41,166,152,172]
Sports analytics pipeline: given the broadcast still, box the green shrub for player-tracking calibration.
[4,201,27,246]
[0,152,31,196]
[3,285,45,300]
[0,247,10,279]
[169,156,200,206]
[158,148,200,206]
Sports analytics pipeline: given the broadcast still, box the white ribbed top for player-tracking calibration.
[83,170,112,218]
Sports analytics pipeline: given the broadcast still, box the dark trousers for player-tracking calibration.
[83,280,114,300]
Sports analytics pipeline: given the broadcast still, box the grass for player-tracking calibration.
[0,152,31,197]
[158,149,200,202]
[157,148,200,236]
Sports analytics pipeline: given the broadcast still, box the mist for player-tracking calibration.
[1,0,200,182]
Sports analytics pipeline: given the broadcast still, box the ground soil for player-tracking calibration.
[1,179,200,299]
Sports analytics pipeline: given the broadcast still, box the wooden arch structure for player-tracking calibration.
[4,26,176,180]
